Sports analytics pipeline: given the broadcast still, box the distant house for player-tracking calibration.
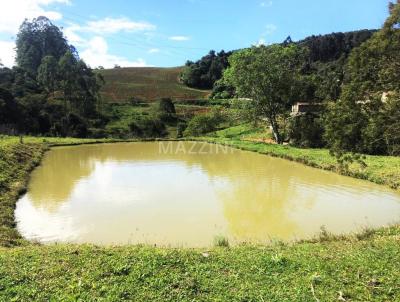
[291,102,323,116]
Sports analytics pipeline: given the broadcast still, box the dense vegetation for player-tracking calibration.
[324,2,400,156]
[0,17,105,138]
[180,50,232,90]
[194,1,399,158]
[181,30,375,99]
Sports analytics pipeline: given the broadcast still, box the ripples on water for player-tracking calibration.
[15,142,400,247]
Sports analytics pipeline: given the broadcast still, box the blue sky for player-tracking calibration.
[0,0,390,68]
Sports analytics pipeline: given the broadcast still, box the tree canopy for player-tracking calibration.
[0,17,104,137]
[224,44,307,144]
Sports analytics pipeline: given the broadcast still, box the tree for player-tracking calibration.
[37,55,58,94]
[181,50,232,89]
[157,98,176,123]
[224,44,307,144]
[341,1,400,100]
[58,51,77,110]
[16,16,70,75]
[324,1,400,156]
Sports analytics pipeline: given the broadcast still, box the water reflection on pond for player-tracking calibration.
[15,142,400,247]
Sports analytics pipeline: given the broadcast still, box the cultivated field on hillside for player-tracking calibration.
[99,67,210,103]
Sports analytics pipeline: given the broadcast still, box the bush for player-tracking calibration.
[106,125,130,139]
[88,128,108,138]
[288,113,325,148]
[176,122,187,138]
[184,115,217,137]
[183,108,227,137]
[129,116,167,138]
[157,98,176,123]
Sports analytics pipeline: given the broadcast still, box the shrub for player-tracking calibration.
[184,114,216,137]
[129,116,167,138]
[157,98,176,123]
[183,108,227,137]
[288,113,325,148]
[176,122,187,138]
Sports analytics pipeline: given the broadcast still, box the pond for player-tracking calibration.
[15,142,400,247]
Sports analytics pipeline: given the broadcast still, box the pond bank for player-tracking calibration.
[192,137,400,190]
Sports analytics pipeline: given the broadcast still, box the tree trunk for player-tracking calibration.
[269,118,282,144]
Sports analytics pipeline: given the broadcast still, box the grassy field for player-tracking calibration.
[99,67,210,103]
[1,228,400,301]
[1,135,400,301]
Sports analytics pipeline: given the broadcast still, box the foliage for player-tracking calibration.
[129,116,167,138]
[324,1,400,156]
[157,98,177,123]
[210,78,235,99]
[288,113,325,148]
[181,50,232,89]
[176,122,187,138]
[224,44,307,144]
[298,30,376,63]
[0,17,104,138]
[183,108,226,137]
[16,16,71,76]
[183,114,217,137]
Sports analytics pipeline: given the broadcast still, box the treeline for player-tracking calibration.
[180,50,232,89]
[215,1,399,157]
[0,17,105,137]
[180,30,376,100]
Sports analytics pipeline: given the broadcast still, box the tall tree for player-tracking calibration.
[37,55,58,94]
[58,51,77,110]
[324,1,400,155]
[224,44,306,144]
[16,16,70,75]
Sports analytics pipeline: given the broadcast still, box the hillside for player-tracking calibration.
[99,67,210,103]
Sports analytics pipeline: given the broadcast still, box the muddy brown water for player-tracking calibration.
[15,142,400,247]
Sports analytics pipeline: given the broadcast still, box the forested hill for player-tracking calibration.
[297,29,377,63]
[181,29,377,97]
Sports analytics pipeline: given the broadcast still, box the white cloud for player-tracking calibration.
[64,24,85,45]
[0,41,16,67]
[265,24,277,35]
[260,1,273,7]
[0,0,68,34]
[169,36,190,41]
[80,36,149,68]
[64,17,156,46]
[148,48,160,54]
[85,17,156,34]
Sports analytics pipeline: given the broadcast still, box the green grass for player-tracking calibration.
[99,67,210,103]
[198,124,400,190]
[1,228,400,301]
[1,134,400,300]
[103,103,212,138]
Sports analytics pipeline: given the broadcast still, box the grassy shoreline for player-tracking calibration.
[192,137,400,190]
[1,135,400,300]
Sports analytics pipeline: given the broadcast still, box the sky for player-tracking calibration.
[0,0,390,68]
